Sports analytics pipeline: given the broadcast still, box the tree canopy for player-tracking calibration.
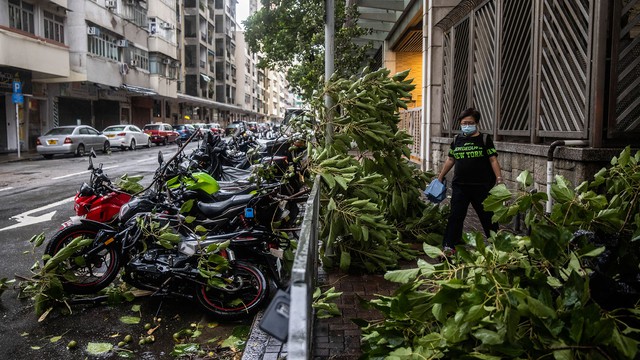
[243,0,373,101]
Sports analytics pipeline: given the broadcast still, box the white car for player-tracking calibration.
[102,125,151,150]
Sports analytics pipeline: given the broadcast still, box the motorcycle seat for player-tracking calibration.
[197,194,254,218]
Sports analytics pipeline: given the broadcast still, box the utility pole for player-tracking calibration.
[325,0,335,146]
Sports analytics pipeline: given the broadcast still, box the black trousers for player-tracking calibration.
[442,182,498,248]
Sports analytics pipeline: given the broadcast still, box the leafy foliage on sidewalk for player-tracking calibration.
[357,147,640,359]
[292,67,447,273]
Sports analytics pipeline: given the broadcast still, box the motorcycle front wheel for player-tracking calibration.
[45,224,121,295]
[195,261,268,321]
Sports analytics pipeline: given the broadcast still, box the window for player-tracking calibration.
[130,47,149,71]
[43,11,65,43]
[88,27,119,61]
[9,0,35,34]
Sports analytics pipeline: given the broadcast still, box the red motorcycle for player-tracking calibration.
[64,151,132,227]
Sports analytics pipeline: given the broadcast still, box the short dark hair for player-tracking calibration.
[456,108,481,123]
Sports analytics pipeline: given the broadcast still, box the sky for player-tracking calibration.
[236,1,250,30]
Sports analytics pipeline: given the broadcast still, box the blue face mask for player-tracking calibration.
[461,124,477,136]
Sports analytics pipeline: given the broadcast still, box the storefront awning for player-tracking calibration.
[121,84,157,96]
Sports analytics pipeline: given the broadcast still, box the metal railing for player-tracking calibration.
[398,107,422,159]
[287,176,321,359]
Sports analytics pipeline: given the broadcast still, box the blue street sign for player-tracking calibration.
[13,81,22,94]
[12,93,24,104]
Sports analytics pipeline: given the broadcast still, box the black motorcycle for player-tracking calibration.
[43,202,286,320]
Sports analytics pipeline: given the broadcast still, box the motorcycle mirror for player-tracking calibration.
[158,151,164,165]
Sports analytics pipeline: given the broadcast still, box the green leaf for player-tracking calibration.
[131,304,141,312]
[194,225,208,234]
[384,268,420,284]
[320,172,336,189]
[179,199,194,214]
[611,328,639,359]
[50,335,62,343]
[473,329,504,345]
[551,176,575,203]
[119,316,140,324]
[86,342,114,355]
[516,170,533,189]
[159,233,181,243]
[526,296,556,319]
[339,251,351,271]
[423,243,443,259]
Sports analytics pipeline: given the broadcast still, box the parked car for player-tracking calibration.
[207,123,222,135]
[143,123,180,146]
[103,124,151,150]
[225,122,246,136]
[36,125,110,159]
[246,121,258,133]
[192,123,208,138]
[173,124,197,141]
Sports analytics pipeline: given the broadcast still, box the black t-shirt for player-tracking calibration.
[448,133,497,185]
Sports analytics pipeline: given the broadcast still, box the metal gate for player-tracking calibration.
[609,0,640,137]
[538,0,592,138]
[472,0,496,133]
[499,0,533,136]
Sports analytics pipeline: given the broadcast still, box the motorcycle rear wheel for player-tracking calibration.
[195,261,268,320]
[45,224,121,295]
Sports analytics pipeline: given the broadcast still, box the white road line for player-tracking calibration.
[51,165,118,180]
[0,187,14,192]
[52,170,89,180]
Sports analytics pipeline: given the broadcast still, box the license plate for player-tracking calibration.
[47,139,58,145]
[107,134,115,138]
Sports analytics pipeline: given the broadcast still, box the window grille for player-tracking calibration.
[9,0,35,34]
[43,11,65,43]
[88,27,119,61]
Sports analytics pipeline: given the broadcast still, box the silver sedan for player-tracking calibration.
[103,124,151,150]
[36,125,111,159]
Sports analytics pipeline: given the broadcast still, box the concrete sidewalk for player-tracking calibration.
[247,206,486,359]
[0,150,39,164]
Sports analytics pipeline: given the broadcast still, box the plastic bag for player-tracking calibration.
[424,179,447,203]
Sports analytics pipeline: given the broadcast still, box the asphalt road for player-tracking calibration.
[0,143,251,359]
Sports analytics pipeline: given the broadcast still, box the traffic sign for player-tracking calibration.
[12,93,24,104]
[13,81,22,94]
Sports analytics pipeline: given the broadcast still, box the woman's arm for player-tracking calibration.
[438,157,456,182]
[489,156,503,184]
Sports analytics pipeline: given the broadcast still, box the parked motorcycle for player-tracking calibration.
[44,208,271,320]
[70,150,133,224]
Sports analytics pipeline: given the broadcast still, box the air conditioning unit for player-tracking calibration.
[116,39,129,47]
[171,61,180,68]
[105,0,116,9]
[162,59,172,65]
[160,22,174,30]
[87,27,101,36]
[130,59,139,67]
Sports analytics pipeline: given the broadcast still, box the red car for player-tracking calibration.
[143,123,180,145]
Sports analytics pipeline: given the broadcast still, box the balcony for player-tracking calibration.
[0,29,69,79]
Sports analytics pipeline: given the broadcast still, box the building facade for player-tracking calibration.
[0,0,294,153]
[356,0,640,189]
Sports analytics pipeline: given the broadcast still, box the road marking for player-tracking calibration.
[0,187,14,192]
[52,165,118,180]
[52,170,89,180]
[0,196,75,232]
